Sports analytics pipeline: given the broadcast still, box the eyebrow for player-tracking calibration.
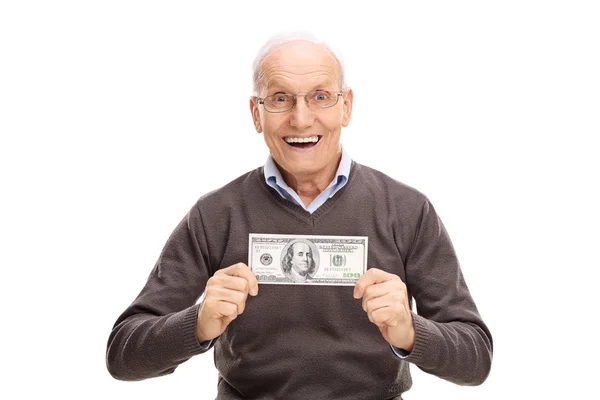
[267,81,334,94]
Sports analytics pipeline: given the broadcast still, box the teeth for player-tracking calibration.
[285,136,319,143]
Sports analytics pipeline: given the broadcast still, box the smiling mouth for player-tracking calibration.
[284,135,322,149]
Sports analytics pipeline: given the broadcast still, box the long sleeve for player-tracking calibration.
[106,203,213,381]
[401,199,493,385]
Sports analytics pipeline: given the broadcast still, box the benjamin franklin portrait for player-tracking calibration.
[280,239,319,282]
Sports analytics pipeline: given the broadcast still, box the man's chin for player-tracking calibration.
[293,266,309,274]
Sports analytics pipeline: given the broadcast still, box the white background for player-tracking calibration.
[1,1,598,399]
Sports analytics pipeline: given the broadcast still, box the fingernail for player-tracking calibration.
[251,287,258,296]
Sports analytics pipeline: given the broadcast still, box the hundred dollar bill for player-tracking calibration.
[248,233,368,285]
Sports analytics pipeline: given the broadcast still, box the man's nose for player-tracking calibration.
[289,96,315,129]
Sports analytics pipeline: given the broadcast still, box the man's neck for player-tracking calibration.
[278,153,342,207]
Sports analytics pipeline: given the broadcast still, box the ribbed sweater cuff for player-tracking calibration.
[181,305,213,356]
[405,312,430,365]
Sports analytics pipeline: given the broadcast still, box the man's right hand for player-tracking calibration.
[196,263,259,342]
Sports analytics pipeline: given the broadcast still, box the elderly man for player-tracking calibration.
[107,34,493,399]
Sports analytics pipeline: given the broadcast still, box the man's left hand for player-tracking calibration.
[353,268,415,352]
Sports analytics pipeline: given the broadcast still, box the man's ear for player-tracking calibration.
[249,97,262,133]
[341,88,354,127]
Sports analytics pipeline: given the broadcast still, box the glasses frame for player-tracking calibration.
[257,90,344,113]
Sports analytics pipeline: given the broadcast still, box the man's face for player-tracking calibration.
[250,40,353,178]
[291,242,311,274]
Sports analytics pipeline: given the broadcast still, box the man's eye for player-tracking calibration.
[313,92,329,101]
[274,95,288,102]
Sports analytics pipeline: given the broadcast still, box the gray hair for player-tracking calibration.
[252,32,347,96]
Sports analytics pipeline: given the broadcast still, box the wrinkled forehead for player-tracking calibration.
[292,242,311,253]
[260,41,341,92]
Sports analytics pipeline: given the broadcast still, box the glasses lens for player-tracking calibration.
[264,94,294,112]
[307,90,339,109]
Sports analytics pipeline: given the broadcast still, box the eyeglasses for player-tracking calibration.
[257,90,343,113]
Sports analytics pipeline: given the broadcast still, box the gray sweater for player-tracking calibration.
[106,162,493,399]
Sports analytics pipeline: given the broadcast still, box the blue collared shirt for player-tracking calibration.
[263,146,351,213]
